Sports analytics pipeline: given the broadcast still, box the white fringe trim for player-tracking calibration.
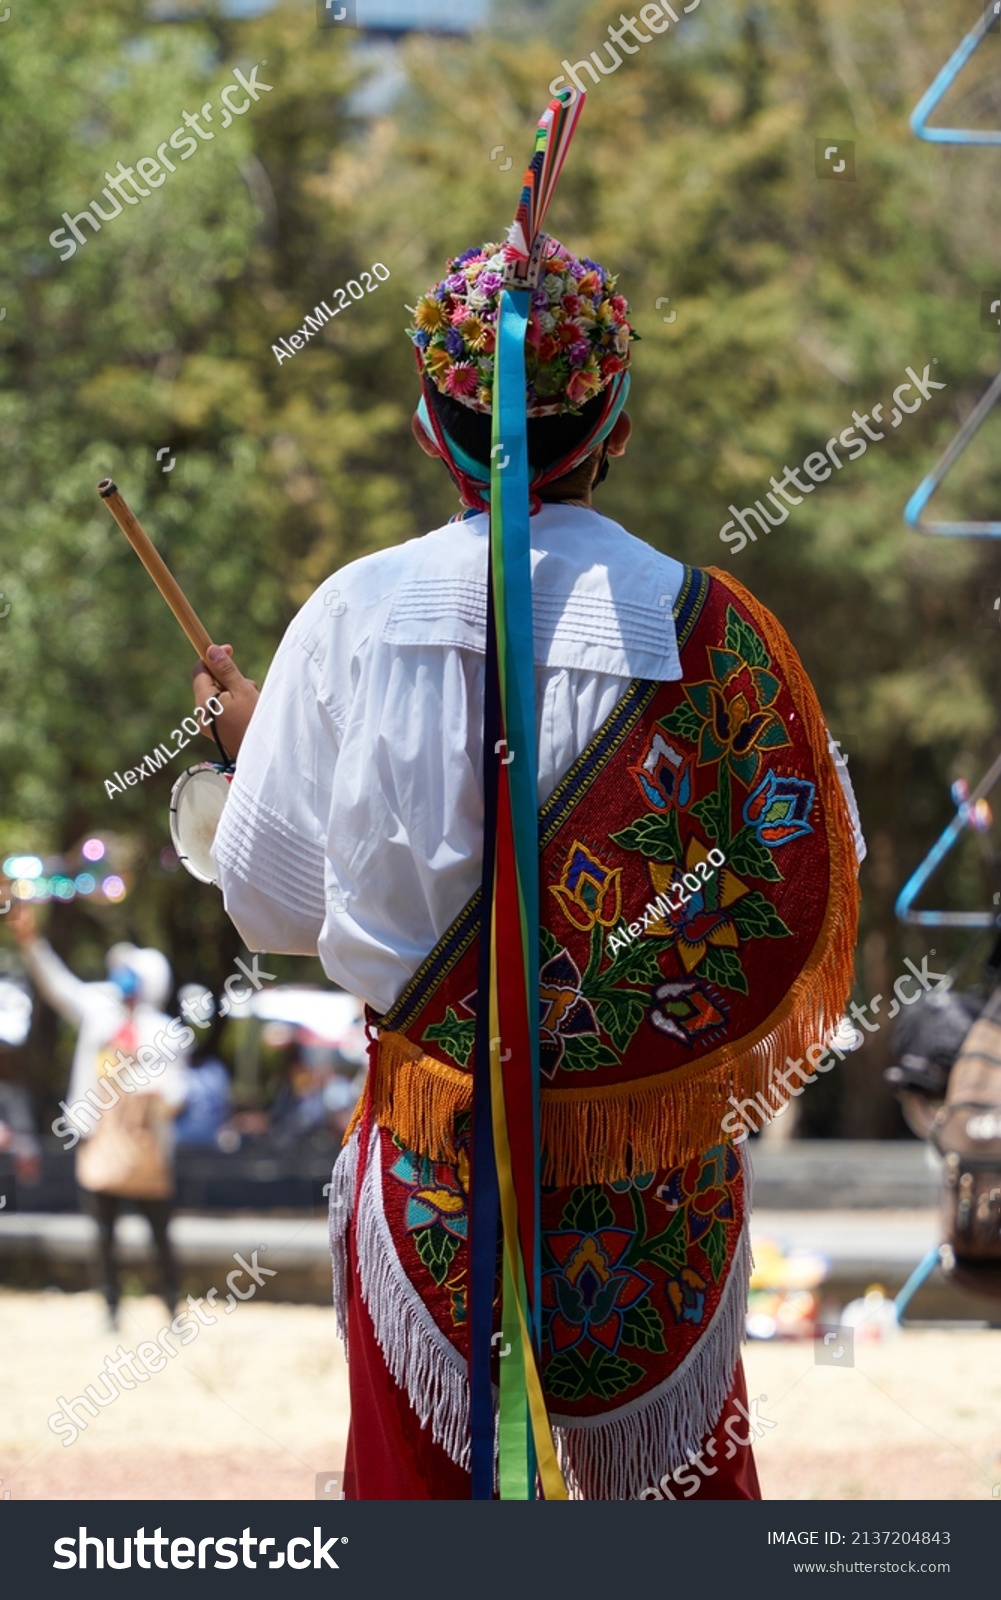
[551,1220,751,1500]
[354,1123,472,1470]
[341,1123,753,1498]
[328,1129,359,1350]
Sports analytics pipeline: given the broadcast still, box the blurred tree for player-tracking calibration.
[2,0,1000,1137]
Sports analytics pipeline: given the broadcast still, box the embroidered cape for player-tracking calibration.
[330,564,859,1496]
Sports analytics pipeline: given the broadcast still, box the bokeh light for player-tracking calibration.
[82,838,106,862]
[3,855,43,879]
[101,875,126,902]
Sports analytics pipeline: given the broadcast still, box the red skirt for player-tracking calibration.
[342,1236,761,1502]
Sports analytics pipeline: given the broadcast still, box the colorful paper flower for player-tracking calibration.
[407,238,636,417]
[413,297,447,332]
[444,362,478,398]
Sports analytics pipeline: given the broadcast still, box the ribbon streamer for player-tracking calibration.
[471,88,586,1502]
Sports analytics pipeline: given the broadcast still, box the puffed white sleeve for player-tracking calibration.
[213,607,340,956]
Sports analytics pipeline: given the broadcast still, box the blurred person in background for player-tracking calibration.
[9,903,189,1326]
[174,983,231,1149]
[0,1053,42,1191]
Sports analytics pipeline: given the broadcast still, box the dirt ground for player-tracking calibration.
[2,1288,1000,1501]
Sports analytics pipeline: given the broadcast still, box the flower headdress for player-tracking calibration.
[409,240,636,418]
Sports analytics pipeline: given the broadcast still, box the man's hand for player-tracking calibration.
[192,644,260,763]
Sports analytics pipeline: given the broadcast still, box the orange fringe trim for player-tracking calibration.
[360,572,861,1186]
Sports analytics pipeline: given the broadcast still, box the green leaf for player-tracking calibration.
[545,1348,592,1402]
[730,888,792,940]
[610,809,683,862]
[648,1206,689,1275]
[559,1031,621,1072]
[724,605,770,668]
[620,1301,668,1353]
[703,1219,728,1283]
[691,762,731,848]
[726,825,783,883]
[423,1006,476,1068]
[539,926,563,966]
[662,701,703,743]
[619,938,666,982]
[562,1186,616,1234]
[594,990,646,1054]
[699,945,749,994]
[586,1349,646,1400]
[414,1224,460,1287]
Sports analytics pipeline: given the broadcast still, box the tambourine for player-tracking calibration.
[169,763,233,886]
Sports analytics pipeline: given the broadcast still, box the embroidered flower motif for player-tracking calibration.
[648,978,728,1045]
[656,1144,740,1306]
[743,770,816,846]
[645,838,750,974]
[656,1145,739,1240]
[608,1171,657,1193]
[549,840,622,932]
[537,948,601,1079]
[543,1227,653,1354]
[683,643,790,787]
[666,1266,708,1324]
[389,1145,469,1241]
[629,726,692,812]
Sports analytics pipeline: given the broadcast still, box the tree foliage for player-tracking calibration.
[2,0,1000,1132]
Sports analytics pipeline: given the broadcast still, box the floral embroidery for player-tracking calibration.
[628,727,692,813]
[654,1144,740,1297]
[388,1138,469,1285]
[666,1266,708,1325]
[648,978,728,1045]
[644,836,751,975]
[544,1228,653,1355]
[550,840,622,931]
[743,770,816,847]
[538,947,602,1078]
[665,607,790,788]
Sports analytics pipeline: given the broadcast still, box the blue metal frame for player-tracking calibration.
[895,747,1001,927]
[904,367,1001,538]
[911,5,1001,145]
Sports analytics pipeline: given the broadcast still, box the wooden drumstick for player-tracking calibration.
[97,479,215,661]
